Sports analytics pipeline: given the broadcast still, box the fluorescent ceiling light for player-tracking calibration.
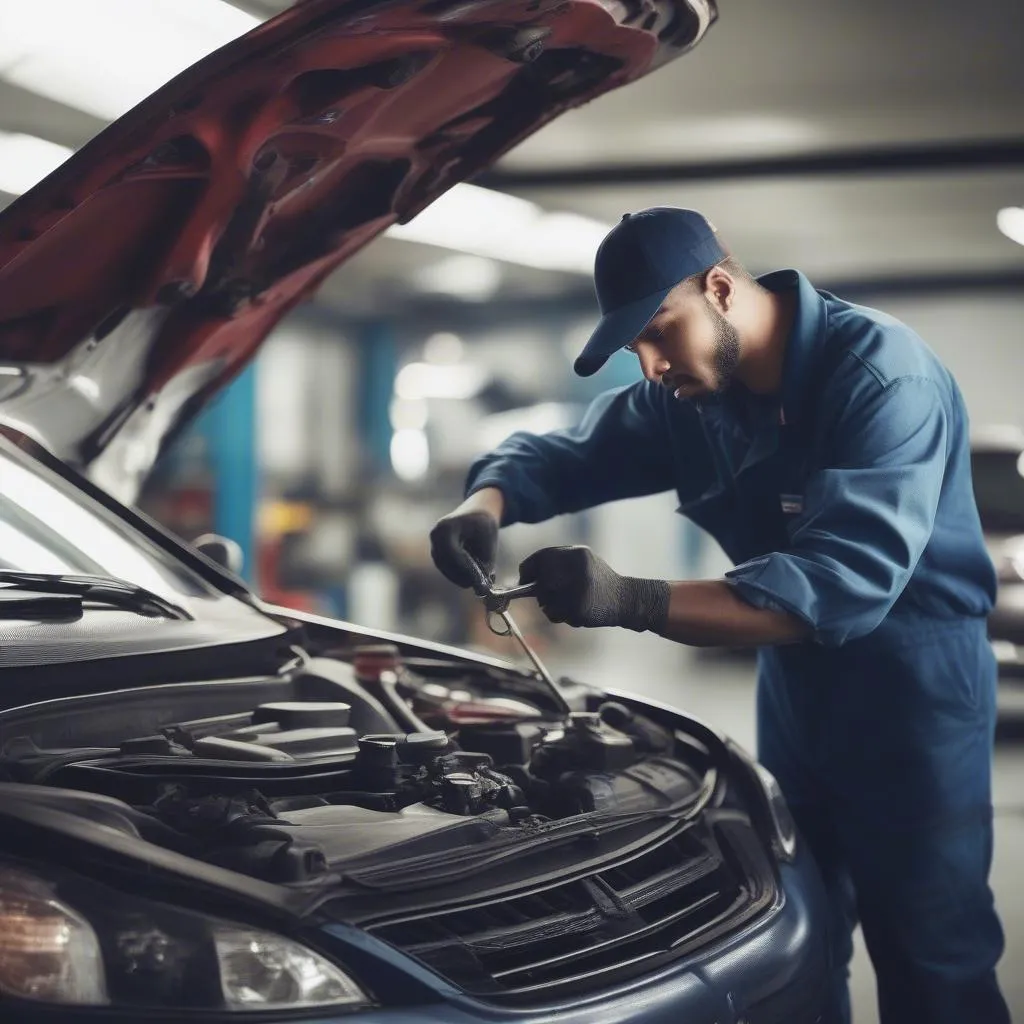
[389,397,429,431]
[422,332,465,364]
[394,362,488,401]
[997,207,1024,247]
[390,429,430,482]
[638,115,820,156]
[0,132,73,196]
[413,255,502,301]
[0,0,261,122]
[388,184,609,275]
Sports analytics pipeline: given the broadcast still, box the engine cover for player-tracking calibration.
[546,757,703,817]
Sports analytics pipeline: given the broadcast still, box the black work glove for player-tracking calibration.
[430,510,499,592]
[518,546,670,632]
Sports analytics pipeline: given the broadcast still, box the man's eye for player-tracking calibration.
[623,343,637,353]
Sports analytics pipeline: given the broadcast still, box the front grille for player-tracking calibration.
[366,815,777,1004]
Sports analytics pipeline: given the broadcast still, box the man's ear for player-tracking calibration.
[703,264,735,314]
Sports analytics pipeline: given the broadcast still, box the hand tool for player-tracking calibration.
[467,557,570,717]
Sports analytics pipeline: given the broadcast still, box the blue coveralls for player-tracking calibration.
[465,270,1009,1023]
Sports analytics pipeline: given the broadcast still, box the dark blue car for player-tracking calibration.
[0,0,827,1020]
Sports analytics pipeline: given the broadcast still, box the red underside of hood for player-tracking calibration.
[0,0,712,502]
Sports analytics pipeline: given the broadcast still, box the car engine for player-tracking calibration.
[0,644,708,883]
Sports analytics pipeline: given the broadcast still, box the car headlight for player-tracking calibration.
[751,762,798,862]
[0,863,369,1012]
[724,740,798,863]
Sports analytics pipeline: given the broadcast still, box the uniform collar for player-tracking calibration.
[758,269,829,432]
[692,269,826,438]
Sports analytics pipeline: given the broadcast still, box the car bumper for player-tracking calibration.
[18,844,827,1024]
[318,843,829,1024]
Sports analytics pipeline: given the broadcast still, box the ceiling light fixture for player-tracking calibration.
[422,332,466,364]
[412,255,502,302]
[388,184,609,275]
[0,133,74,197]
[996,207,1024,247]
[0,0,260,122]
[390,429,430,482]
[394,362,487,401]
[389,397,429,431]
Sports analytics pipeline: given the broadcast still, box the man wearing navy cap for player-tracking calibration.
[430,208,1008,1023]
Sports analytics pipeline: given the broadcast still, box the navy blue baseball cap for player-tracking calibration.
[573,207,727,377]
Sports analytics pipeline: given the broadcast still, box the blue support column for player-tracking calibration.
[357,321,398,474]
[204,362,259,584]
[679,516,706,576]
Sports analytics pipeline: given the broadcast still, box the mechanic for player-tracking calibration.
[429,208,1009,1024]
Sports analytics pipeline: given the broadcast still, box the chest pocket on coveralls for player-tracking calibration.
[676,421,812,565]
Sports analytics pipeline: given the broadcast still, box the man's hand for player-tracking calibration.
[430,490,504,590]
[518,546,670,632]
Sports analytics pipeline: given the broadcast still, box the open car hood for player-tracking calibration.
[0,0,714,503]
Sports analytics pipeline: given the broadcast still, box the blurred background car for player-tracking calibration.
[972,427,1024,690]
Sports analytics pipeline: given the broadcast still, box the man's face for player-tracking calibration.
[626,288,740,400]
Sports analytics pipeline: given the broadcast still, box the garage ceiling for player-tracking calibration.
[1,0,1022,316]
[514,172,1024,280]
[505,0,1024,164]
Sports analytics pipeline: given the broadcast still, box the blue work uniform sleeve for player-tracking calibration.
[727,375,948,647]
[465,381,676,525]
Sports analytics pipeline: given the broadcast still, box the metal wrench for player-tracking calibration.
[467,557,570,716]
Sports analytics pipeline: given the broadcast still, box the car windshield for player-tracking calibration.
[0,437,216,602]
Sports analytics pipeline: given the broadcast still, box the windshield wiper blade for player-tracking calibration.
[0,590,84,619]
[0,572,191,621]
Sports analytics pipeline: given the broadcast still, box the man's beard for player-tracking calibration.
[706,297,741,393]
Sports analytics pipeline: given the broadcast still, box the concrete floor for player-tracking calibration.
[539,630,1024,1024]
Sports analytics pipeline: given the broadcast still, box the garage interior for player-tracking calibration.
[1,0,1023,1020]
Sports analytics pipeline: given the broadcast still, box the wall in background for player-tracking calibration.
[256,314,360,494]
[859,290,1024,429]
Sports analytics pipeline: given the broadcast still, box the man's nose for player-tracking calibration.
[637,346,670,382]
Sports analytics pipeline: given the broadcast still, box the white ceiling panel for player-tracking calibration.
[506,0,1024,167]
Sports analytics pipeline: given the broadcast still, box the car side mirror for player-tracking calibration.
[194,533,244,576]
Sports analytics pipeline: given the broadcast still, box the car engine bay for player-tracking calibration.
[0,643,718,885]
